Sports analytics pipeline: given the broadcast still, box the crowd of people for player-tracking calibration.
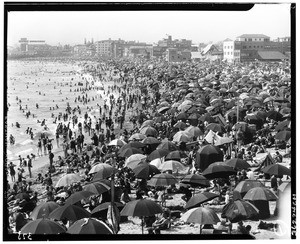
[6,57,291,236]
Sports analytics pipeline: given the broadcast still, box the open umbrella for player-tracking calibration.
[278,181,291,192]
[275,120,291,131]
[118,147,144,158]
[20,219,66,234]
[120,199,163,234]
[140,126,158,137]
[141,120,155,128]
[184,126,203,138]
[125,154,147,168]
[261,164,291,177]
[119,141,145,150]
[91,202,124,218]
[158,106,170,114]
[159,160,186,173]
[173,121,187,130]
[149,158,163,169]
[148,149,170,161]
[30,201,60,220]
[172,131,192,142]
[83,182,110,195]
[55,173,82,188]
[221,200,259,222]
[176,112,188,121]
[165,150,188,161]
[243,187,278,201]
[185,192,219,209]
[142,136,160,145]
[234,180,265,198]
[132,162,160,179]
[224,158,251,169]
[148,173,178,187]
[181,174,210,187]
[64,190,95,206]
[67,218,113,234]
[233,122,248,132]
[91,164,117,180]
[49,204,91,222]
[156,141,178,151]
[206,123,225,133]
[196,145,224,171]
[275,130,291,141]
[202,163,236,179]
[181,207,220,234]
[128,133,146,141]
[108,139,126,147]
[267,110,283,121]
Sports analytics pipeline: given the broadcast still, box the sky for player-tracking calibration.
[7,3,291,47]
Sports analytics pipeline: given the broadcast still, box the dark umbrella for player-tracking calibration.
[181,174,210,187]
[275,130,291,141]
[67,218,113,234]
[224,158,251,170]
[128,133,146,141]
[165,150,188,161]
[202,163,236,179]
[156,141,178,151]
[148,173,178,187]
[158,106,170,114]
[120,199,163,234]
[234,180,265,198]
[15,192,30,201]
[275,120,291,131]
[243,187,278,201]
[262,164,291,177]
[185,192,219,209]
[206,123,225,133]
[132,162,160,179]
[173,121,187,130]
[148,149,170,161]
[49,204,91,222]
[185,126,203,138]
[83,182,110,195]
[64,191,95,206]
[140,126,158,137]
[267,110,283,121]
[118,142,145,154]
[142,136,160,145]
[30,201,60,220]
[196,145,224,171]
[118,147,144,158]
[20,219,66,234]
[91,202,124,217]
[221,200,259,222]
[180,207,220,234]
[233,122,248,132]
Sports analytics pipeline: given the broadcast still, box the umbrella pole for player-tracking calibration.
[200,225,202,234]
[142,217,144,234]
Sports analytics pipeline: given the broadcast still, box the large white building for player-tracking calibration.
[223,38,240,63]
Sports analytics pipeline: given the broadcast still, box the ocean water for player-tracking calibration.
[6,60,112,161]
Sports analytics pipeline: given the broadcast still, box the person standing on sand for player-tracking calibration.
[9,162,16,182]
[37,139,42,157]
[56,130,60,148]
[27,155,32,178]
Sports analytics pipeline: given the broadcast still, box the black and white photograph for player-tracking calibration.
[2,1,296,241]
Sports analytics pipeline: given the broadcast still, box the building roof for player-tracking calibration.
[202,44,219,55]
[237,34,270,38]
[223,38,233,42]
[257,51,288,60]
[191,52,204,59]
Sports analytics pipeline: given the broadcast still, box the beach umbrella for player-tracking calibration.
[263,97,274,103]
[261,164,291,177]
[267,110,283,121]
[132,162,160,179]
[30,201,59,220]
[275,120,291,131]
[125,154,147,168]
[67,218,113,234]
[142,136,160,145]
[119,141,145,151]
[128,133,146,141]
[184,126,203,138]
[280,107,291,115]
[165,150,188,161]
[49,204,91,222]
[159,160,186,173]
[181,174,210,187]
[141,120,155,128]
[176,112,188,121]
[255,111,267,120]
[274,97,289,103]
[140,126,158,137]
[200,114,216,123]
[202,163,236,179]
[158,106,170,114]
[181,207,220,234]
[173,131,192,142]
[156,141,178,151]
[173,121,187,130]
[221,200,259,222]
[148,173,178,187]
[206,123,225,133]
[185,192,219,209]
[120,199,163,234]
[91,202,124,218]
[188,113,202,120]
[64,191,95,206]
[20,219,66,234]
[244,187,278,202]
[148,149,169,161]
[89,163,116,176]
[224,158,251,170]
[55,173,82,188]
[233,121,248,132]
[108,139,126,147]
[118,147,144,158]
[149,158,163,169]
[234,180,265,198]
[275,130,291,141]
[83,182,110,195]
[196,145,224,171]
